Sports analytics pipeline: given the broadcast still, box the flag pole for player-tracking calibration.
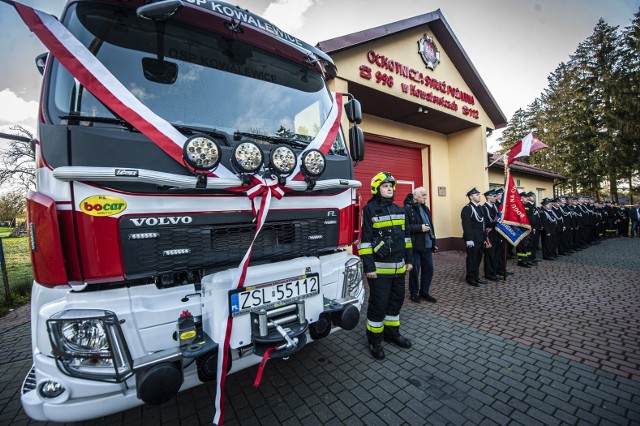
[502,160,508,282]
[485,153,505,170]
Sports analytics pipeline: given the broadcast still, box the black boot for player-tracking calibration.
[384,335,412,348]
[369,343,385,360]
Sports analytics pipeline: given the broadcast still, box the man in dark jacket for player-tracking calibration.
[358,171,413,360]
[482,189,502,281]
[461,187,487,286]
[404,187,437,303]
[540,198,559,259]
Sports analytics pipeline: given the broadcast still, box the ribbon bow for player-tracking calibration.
[244,177,285,219]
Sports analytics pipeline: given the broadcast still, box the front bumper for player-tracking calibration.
[21,252,363,422]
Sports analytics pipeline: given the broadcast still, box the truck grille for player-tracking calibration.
[119,210,339,278]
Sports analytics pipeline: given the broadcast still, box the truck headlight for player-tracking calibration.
[270,145,297,177]
[47,310,132,382]
[232,141,264,174]
[183,135,221,170]
[301,149,325,178]
[342,257,363,298]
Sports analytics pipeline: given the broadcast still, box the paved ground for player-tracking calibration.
[1,237,639,425]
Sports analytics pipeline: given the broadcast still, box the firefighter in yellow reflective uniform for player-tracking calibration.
[358,172,413,360]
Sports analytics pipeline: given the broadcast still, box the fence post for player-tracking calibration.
[0,237,11,303]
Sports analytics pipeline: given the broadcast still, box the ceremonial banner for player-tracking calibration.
[506,130,548,166]
[496,170,531,246]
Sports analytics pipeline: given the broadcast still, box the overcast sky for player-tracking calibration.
[0,0,638,151]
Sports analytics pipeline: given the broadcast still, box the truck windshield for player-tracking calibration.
[47,3,337,145]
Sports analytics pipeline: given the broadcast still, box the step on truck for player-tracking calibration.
[18,0,366,421]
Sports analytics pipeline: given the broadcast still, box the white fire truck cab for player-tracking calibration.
[20,0,366,421]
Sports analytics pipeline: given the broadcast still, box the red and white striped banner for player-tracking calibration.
[12,1,238,178]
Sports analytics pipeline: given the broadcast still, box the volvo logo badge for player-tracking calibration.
[130,216,193,226]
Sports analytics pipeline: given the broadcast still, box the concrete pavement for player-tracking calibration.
[1,237,639,425]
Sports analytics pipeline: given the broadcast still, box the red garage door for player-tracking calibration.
[354,140,423,206]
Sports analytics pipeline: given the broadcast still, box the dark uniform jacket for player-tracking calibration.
[541,208,558,235]
[461,202,486,243]
[359,196,413,276]
[403,193,437,253]
[526,201,542,232]
[482,202,502,243]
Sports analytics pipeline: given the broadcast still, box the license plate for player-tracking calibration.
[229,274,320,317]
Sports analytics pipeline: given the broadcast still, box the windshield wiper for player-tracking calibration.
[59,115,135,130]
[170,124,230,145]
[233,131,307,148]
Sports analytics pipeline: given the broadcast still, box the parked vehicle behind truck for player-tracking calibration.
[18,0,366,421]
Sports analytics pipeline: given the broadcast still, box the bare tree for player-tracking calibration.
[0,125,35,192]
[0,189,27,227]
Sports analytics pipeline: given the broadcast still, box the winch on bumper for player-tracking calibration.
[202,253,364,362]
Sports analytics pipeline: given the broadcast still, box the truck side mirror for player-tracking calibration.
[344,98,362,124]
[35,53,48,76]
[349,125,365,162]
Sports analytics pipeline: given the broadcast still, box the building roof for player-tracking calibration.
[488,153,567,180]
[317,10,508,134]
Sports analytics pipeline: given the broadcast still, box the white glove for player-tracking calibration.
[466,241,474,248]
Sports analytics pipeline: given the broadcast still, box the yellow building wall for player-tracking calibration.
[447,127,489,238]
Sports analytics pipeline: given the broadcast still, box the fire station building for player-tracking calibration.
[318,10,507,250]
[318,10,510,251]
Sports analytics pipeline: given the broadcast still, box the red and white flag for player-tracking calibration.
[506,130,548,166]
[496,170,531,246]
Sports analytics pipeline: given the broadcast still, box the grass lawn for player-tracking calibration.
[0,233,33,316]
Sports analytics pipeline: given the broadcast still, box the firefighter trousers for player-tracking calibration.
[366,274,405,345]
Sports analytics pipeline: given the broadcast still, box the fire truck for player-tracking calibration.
[20,0,365,421]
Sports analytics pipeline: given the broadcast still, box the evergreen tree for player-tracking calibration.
[616,10,640,202]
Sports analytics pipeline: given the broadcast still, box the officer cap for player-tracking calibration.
[541,198,552,205]
[466,187,480,197]
[519,191,528,197]
[483,189,496,197]
[527,191,535,197]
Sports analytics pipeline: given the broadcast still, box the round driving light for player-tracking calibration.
[270,145,297,176]
[301,149,325,178]
[39,380,65,398]
[232,141,264,174]
[182,135,221,170]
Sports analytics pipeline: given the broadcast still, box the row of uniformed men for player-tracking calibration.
[518,194,630,265]
[461,188,626,285]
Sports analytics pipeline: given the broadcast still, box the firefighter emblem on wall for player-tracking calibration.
[418,33,440,70]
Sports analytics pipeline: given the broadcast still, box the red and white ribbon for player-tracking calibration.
[12,1,237,179]
[212,176,279,425]
[286,93,343,183]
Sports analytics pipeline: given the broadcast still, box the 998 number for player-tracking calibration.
[375,71,394,88]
